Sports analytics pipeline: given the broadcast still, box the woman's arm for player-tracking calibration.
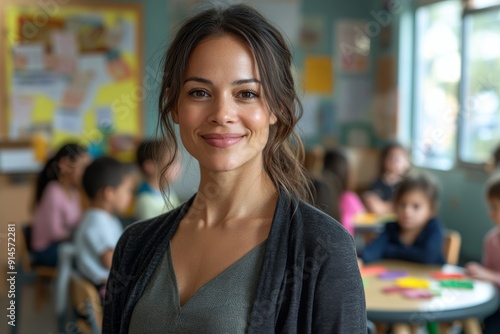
[312,233,367,333]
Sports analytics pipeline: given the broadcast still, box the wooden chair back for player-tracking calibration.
[443,229,461,265]
[70,274,103,334]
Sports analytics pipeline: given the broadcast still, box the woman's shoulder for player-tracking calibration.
[294,199,353,244]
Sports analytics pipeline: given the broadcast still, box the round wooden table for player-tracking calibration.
[363,260,499,334]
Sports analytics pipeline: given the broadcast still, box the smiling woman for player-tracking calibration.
[103,4,366,334]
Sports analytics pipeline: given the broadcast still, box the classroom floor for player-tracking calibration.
[0,280,57,334]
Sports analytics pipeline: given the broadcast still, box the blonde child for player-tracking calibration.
[75,156,135,293]
[32,143,90,267]
[135,139,181,220]
[364,142,411,214]
[323,149,365,236]
[465,173,500,334]
[360,172,445,265]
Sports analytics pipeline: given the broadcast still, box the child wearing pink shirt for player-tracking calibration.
[466,173,500,334]
[323,149,365,236]
[32,143,90,267]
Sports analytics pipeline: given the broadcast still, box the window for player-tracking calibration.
[412,0,500,169]
[413,1,462,170]
[460,7,500,164]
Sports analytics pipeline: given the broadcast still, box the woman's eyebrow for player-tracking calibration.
[183,77,261,86]
[231,78,261,85]
[184,77,212,85]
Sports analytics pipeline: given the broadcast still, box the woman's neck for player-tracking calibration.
[188,167,278,228]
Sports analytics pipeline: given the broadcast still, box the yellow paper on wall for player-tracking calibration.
[304,56,334,94]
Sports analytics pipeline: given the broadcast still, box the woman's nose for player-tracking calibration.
[208,94,237,125]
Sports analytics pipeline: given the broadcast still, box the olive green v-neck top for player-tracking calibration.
[128,241,267,333]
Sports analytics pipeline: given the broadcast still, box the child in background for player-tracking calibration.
[135,139,180,220]
[465,173,500,334]
[323,149,365,236]
[311,171,341,222]
[360,172,445,265]
[32,143,90,267]
[364,141,410,214]
[75,156,135,293]
[487,144,500,173]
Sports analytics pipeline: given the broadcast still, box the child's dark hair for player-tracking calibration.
[493,144,500,169]
[136,139,163,174]
[312,171,341,221]
[34,143,87,207]
[323,149,349,192]
[393,172,440,210]
[486,173,500,200]
[379,141,408,175]
[82,156,134,200]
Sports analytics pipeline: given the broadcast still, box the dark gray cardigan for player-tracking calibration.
[102,189,367,333]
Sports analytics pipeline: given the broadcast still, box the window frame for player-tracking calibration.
[457,3,500,170]
[411,0,500,171]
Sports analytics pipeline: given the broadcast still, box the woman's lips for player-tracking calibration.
[201,133,244,148]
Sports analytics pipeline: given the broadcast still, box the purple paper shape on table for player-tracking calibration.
[379,270,408,280]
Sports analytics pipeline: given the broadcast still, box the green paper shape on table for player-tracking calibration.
[439,280,474,289]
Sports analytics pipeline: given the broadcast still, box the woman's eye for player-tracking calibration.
[189,89,209,98]
[238,91,258,99]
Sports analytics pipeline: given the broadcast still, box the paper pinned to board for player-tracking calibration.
[304,56,333,94]
[53,110,83,134]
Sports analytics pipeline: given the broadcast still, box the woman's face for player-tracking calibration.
[173,35,277,173]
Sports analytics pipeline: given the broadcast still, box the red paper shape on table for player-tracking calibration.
[360,266,387,276]
[379,270,408,280]
[402,289,434,299]
[431,272,466,280]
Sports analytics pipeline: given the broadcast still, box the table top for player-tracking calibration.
[363,260,500,323]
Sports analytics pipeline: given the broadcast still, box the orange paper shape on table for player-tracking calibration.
[431,272,466,280]
[360,265,387,277]
[395,277,430,289]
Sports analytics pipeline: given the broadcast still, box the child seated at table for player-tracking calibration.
[359,172,445,265]
[74,156,135,295]
[323,149,365,236]
[465,173,500,334]
[363,141,410,215]
[135,139,181,220]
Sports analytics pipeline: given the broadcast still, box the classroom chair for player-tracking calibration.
[443,229,461,266]
[56,242,77,333]
[13,223,58,334]
[70,272,103,334]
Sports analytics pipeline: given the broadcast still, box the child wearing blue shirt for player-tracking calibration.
[360,172,445,265]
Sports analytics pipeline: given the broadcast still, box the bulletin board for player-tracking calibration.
[3,3,143,150]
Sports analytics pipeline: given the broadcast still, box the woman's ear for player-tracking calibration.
[171,108,179,124]
[270,113,277,125]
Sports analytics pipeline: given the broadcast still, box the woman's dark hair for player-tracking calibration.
[157,4,311,202]
[34,143,87,207]
[323,149,349,193]
[379,141,408,176]
[393,172,440,210]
